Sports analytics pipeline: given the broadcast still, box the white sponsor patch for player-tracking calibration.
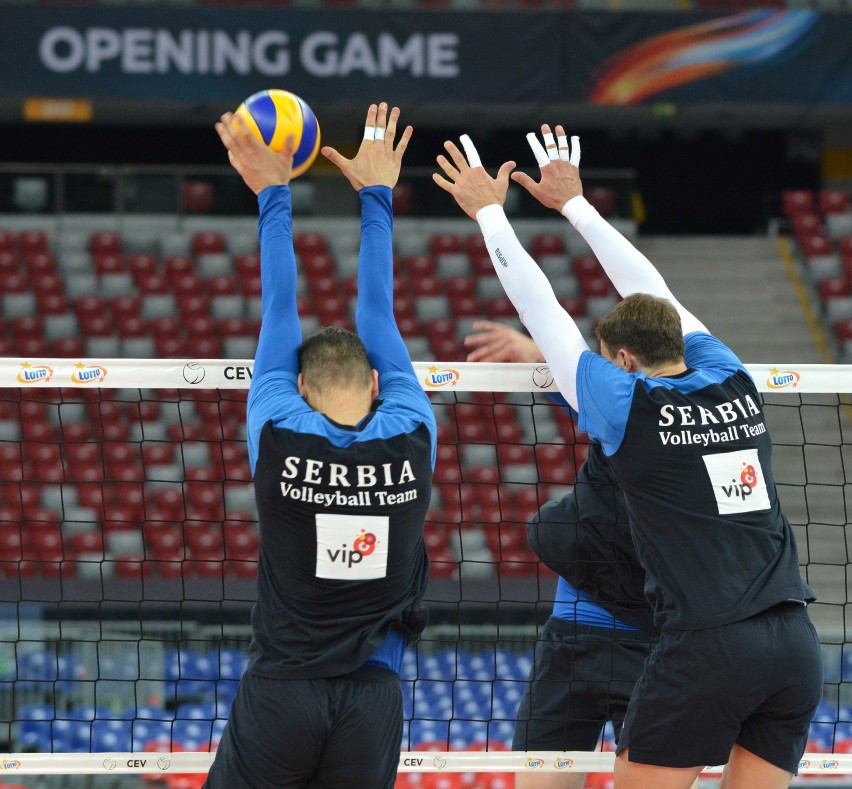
[702,448,771,514]
[315,513,389,580]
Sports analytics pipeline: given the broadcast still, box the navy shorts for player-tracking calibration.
[203,665,403,789]
[513,617,656,751]
[617,602,824,773]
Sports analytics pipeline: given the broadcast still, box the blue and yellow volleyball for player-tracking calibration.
[233,89,321,178]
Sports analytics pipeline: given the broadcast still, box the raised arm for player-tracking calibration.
[215,112,302,381]
[433,136,588,411]
[512,125,707,336]
[322,103,414,376]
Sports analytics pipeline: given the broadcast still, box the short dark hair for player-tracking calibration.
[595,293,684,368]
[298,326,372,391]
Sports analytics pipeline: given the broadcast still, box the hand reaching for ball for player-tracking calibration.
[215,111,294,195]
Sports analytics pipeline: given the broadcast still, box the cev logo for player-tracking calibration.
[70,362,107,384]
[766,368,800,390]
[424,366,459,388]
[526,758,545,769]
[17,363,53,384]
[554,758,574,769]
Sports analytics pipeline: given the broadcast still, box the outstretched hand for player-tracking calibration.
[322,102,412,191]
[215,112,294,195]
[433,135,515,221]
[464,320,545,363]
[511,124,583,212]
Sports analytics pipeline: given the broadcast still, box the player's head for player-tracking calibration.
[596,293,684,369]
[297,326,376,397]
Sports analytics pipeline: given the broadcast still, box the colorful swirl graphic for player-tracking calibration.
[590,10,818,105]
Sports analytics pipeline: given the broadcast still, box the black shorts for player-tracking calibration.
[617,602,824,773]
[512,617,656,751]
[203,665,402,789]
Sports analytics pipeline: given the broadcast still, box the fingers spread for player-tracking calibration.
[435,154,460,181]
[442,140,470,172]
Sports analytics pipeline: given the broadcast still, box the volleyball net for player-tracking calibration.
[0,357,850,783]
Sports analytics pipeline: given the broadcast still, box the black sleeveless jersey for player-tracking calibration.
[608,368,810,630]
[248,419,433,678]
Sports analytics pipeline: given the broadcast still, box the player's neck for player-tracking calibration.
[306,387,373,427]
[643,360,688,378]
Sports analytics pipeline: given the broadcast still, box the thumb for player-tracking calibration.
[321,146,348,170]
[511,171,538,195]
[496,160,516,182]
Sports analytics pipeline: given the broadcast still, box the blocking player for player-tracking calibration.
[436,129,822,789]
[467,321,656,789]
[204,103,436,789]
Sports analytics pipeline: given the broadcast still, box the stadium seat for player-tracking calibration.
[294,232,328,256]
[430,233,463,255]
[586,184,617,217]
[532,233,565,258]
[192,231,226,256]
[819,277,849,301]
[819,189,850,215]
[782,188,815,217]
[182,180,215,214]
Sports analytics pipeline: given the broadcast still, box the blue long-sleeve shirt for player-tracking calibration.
[245,184,437,677]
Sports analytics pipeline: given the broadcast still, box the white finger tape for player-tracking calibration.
[557,134,571,161]
[374,128,386,141]
[363,126,376,141]
[569,135,581,166]
[526,133,550,168]
[459,134,482,168]
[543,131,558,160]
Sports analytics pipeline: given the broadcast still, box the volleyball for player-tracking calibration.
[233,89,321,178]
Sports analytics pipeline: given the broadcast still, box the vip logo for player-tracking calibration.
[703,448,771,515]
[424,366,459,388]
[316,514,389,580]
[766,368,800,390]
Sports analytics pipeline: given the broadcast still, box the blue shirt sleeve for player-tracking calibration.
[683,331,746,378]
[354,186,414,377]
[246,185,303,472]
[252,186,302,381]
[576,351,637,456]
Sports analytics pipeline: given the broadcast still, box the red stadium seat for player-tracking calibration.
[18,230,49,257]
[800,233,835,260]
[532,233,565,258]
[127,253,160,283]
[164,255,196,282]
[819,189,850,215]
[572,254,604,279]
[430,233,462,255]
[93,253,125,276]
[790,214,822,243]
[234,253,260,279]
[11,316,44,341]
[781,188,815,218]
[137,273,170,295]
[192,231,226,255]
[819,277,849,301]
[0,272,28,294]
[404,254,436,280]
[0,249,19,276]
[411,275,443,298]
[585,185,617,217]
[294,232,328,257]
[24,251,57,276]
[535,444,577,485]
[90,231,122,257]
[182,180,215,215]
[0,229,16,252]
[206,276,238,297]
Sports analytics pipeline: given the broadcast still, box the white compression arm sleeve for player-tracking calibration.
[477,204,588,411]
[562,196,708,336]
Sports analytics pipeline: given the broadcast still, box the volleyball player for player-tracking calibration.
[436,130,823,789]
[204,103,436,789]
[466,321,656,789]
